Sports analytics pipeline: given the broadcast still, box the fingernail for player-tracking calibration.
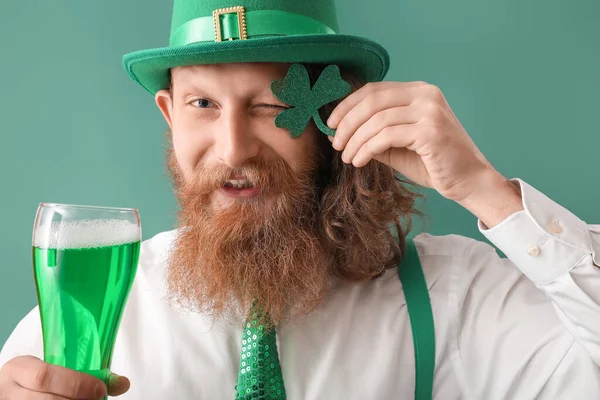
[108,373,122,385]
[108,372,130,395]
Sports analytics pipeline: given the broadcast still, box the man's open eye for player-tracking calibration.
[191,99,214,108]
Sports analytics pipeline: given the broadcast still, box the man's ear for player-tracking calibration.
[155,89,174,129]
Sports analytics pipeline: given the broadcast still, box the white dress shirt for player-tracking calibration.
[2,178,599,399]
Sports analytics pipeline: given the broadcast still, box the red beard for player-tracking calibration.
[167,151,330,325]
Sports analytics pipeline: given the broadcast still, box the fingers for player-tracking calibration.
[352,125,422,168]
[6,356,106,399]
[107,373,130,397]
[1,380,71,399]
[339,107,419,164]
[327,82,441,169]
[327,81,426,131]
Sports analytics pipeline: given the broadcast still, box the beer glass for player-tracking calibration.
[32,203,141,398]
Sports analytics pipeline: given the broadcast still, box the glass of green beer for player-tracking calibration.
[32,203,141,398]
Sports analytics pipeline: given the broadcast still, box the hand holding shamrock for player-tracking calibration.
[271,65,523,228]
[326,80,523,227]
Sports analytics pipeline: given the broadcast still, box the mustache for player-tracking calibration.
[182,156,316,197]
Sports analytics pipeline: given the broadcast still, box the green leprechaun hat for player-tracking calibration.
[122,0,390,95]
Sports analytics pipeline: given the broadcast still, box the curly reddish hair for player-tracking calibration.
[305,64,425,282]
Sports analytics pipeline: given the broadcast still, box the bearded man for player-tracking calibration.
[1,1,599,399]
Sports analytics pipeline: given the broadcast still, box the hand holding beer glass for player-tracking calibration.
[32,203,140,399]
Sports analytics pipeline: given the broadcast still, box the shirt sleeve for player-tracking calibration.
[0,307,44,368]
[478,178,600,366]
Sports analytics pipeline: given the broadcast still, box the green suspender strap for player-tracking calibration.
[397,238,436,400]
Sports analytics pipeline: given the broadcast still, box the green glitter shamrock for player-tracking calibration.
[271,63,351,138]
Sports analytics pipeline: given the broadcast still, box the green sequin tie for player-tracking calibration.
[235,313,286,399]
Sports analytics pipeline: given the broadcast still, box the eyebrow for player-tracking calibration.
[173,80,209,96]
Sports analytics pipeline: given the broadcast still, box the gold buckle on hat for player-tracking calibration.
[213,6,248,42]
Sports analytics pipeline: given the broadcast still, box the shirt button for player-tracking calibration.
[548,220,563,234]
[528,246,540,257]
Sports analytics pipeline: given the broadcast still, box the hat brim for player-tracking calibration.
[123,34,390,95]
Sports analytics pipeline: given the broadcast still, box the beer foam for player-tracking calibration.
[34,219,140,249]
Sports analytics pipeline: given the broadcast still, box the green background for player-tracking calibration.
[1,0,598,345]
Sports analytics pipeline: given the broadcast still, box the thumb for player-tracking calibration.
[107,372,130,396]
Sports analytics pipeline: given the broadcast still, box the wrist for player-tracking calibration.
[457,170,524,229]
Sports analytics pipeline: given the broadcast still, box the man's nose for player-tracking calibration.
[214,110,261,168]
